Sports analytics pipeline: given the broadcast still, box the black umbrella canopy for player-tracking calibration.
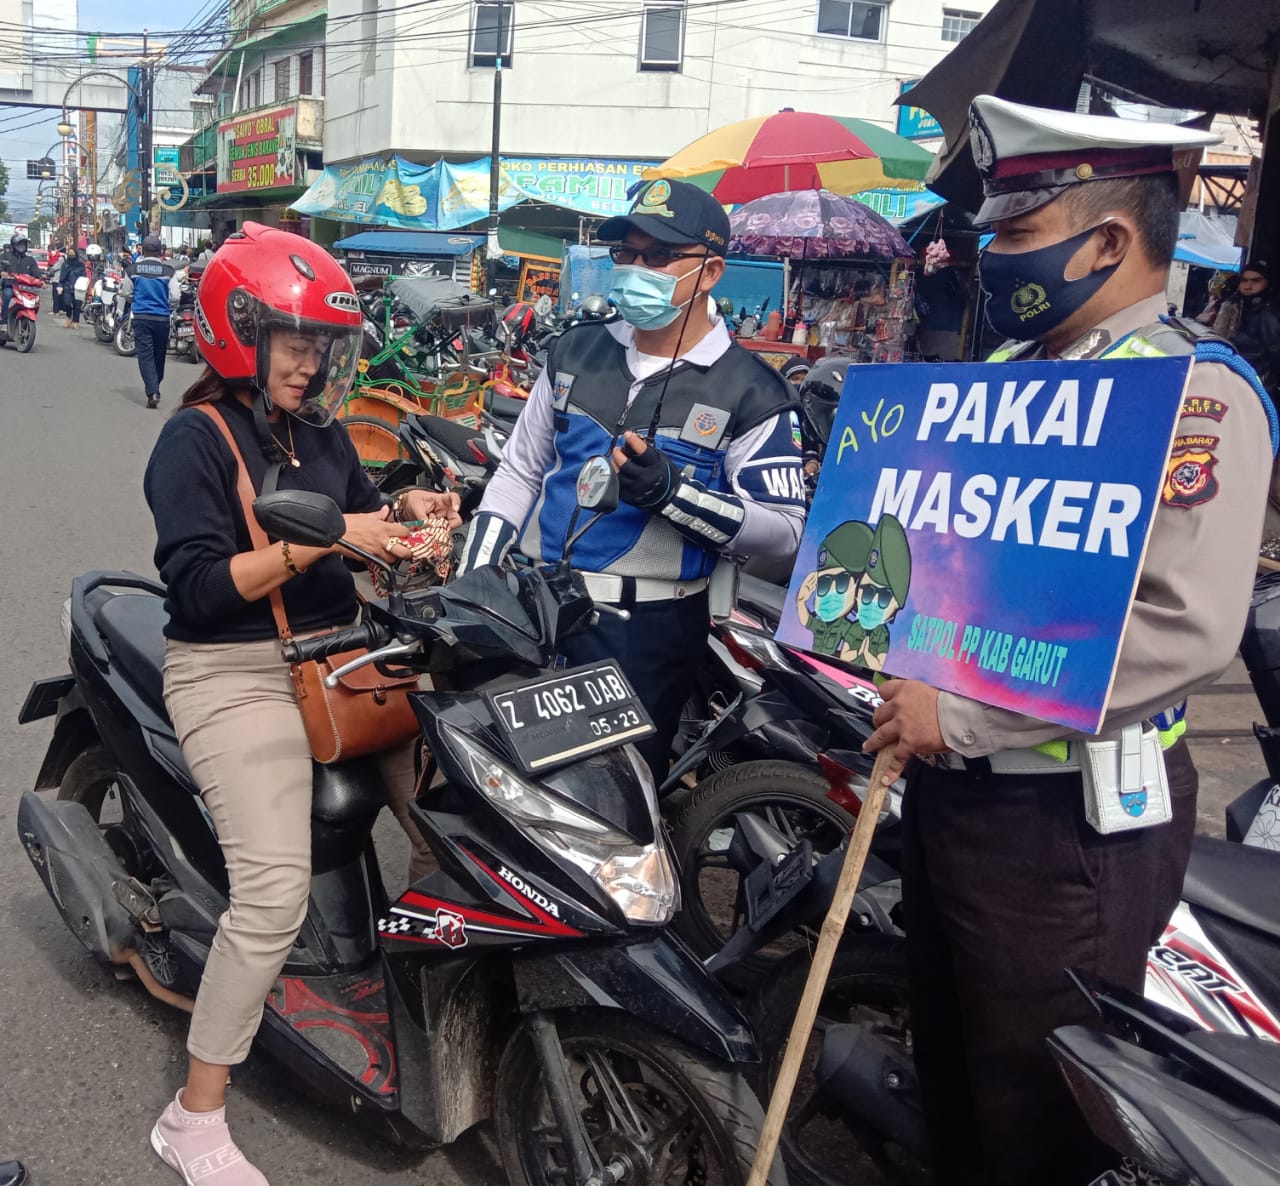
[904,0,1280,213]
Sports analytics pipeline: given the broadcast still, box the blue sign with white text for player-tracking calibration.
[775,357,1193,732]
[896,80,944,141]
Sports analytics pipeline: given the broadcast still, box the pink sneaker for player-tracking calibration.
[150,1090,269,1185]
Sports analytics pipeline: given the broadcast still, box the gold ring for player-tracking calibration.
[385,537,400,554]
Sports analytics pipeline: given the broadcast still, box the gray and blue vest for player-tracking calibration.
[522,323,797,580]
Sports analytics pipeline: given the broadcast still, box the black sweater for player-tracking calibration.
[143,397,384,642]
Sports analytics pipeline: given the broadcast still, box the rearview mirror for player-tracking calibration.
[575,455,618,514]
[253,491,346,548]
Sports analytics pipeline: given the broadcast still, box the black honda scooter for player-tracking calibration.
[17,468,784,1186]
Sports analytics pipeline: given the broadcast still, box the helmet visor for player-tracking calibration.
[258,316,362,428]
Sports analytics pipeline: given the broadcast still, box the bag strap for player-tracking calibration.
[193,402,294,643]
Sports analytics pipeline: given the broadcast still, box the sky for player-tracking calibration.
[1,0,205,221]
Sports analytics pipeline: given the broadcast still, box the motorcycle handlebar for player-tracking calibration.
[282,621,383,664]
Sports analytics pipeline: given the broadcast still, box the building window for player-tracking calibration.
[816,0,886,41]
[472,1,514,67]
[274,58,291,101]
[640,1,685,71]
[941,8,981,41]
[298,51,314,95]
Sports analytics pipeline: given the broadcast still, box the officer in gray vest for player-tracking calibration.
[459,178,807,776]
[863,96,1275,1186]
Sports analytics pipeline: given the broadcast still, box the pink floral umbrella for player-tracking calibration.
[729,189,913,261]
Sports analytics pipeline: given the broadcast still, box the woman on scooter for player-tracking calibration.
[141,223,459,1185]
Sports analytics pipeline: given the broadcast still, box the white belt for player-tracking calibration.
[935,747,1081,775]
[580,572,710,605]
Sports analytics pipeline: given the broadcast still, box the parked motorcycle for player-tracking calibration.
[0,273,41,352]
[17,474,784,1186]
[113,303,135,357]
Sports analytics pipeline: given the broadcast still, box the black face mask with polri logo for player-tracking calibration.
[978,222,1121,341]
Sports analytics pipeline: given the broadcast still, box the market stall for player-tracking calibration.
[728,189,918,367]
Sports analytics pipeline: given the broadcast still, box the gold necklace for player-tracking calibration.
[272,418,301,468]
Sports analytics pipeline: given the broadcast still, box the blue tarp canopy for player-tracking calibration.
[333,231,484,256]
[1173,211,1242,272]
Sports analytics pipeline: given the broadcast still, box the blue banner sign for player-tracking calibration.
[896,80,944,141]
[775,357,1192,732]
[292,156,441,228]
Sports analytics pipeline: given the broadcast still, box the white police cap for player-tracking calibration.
[969,94,1221,223]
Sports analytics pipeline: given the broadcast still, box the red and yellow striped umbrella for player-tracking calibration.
[643,110,934,204]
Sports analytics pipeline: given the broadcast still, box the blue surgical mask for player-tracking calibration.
[815,590,849,623]
[856,584,893,630]
[978,221,1120,341]
[608,263,695,331]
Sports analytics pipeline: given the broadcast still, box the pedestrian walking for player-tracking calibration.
[121,234,183,409]
[56,248,85,328]
[456,177,807,779]
[862,95,1276,1186]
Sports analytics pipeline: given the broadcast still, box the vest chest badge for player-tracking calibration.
[680,403,729,448]
[552,372,576,410]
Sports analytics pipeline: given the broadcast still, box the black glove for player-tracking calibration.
[616,442,682,510]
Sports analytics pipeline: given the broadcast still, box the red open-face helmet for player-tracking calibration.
[499,301,538,349]
[194,222,362,426]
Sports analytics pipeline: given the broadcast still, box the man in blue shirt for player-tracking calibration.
[121,234,182,409]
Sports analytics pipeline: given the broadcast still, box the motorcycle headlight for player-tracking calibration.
[439,722,679,925]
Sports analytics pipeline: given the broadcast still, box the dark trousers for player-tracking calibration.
[901,740,1198,1186]
[558,589,708,780]
[134,314,170,397]
[0,281,10,323]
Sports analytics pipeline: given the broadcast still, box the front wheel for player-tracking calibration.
[495,1013,785,1186]
[114,318,135,357]
[94,316,113,343]
[13,315,35,353]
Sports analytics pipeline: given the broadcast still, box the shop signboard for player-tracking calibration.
[896,81,944,141]
[501,157,660,218]
[775,357,1193,731]
[294,156,440,228]
[153,145,180,184]
[345,253,456,280]
[216,105,298,193]
[517,257,562,304]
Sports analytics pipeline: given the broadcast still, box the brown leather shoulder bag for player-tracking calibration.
[194,402,420,764]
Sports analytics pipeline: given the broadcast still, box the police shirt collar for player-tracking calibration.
[607,311,732,374]
[1035,294,1170,360]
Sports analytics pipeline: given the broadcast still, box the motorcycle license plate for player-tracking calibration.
[486,663,655,773]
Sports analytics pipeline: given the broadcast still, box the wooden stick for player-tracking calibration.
[745,749,894,1186]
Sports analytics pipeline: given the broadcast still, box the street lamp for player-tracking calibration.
[58,66,152,238]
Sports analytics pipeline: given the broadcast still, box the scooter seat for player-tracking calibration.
[1182,835,1280,942]
[485,391,527,422]
[1184,1030,1280,1094]
[738,572,786,626]
[410,412,481,460]
[93,593,168,714]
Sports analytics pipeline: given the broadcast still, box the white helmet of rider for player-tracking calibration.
[85,244,104,259]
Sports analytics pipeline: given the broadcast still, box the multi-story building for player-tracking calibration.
[323,0,995,167]
[179,0,327,238]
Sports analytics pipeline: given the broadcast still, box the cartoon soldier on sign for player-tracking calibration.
[795,521,874,660]
[846,514,911,671]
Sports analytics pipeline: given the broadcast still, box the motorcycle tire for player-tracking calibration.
[747,938,920,1186]
[669,760,857,993]
[93,318,113,343]
[342,414,410,485]
[495,1012,784,1186]
[114,319,136,357]
[13,316,35,353]
[186,337,200,364]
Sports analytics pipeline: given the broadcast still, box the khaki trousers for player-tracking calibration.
[163,636,432,1066]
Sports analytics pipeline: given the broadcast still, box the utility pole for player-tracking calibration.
[484,2,506,293]
[140,29,154,239]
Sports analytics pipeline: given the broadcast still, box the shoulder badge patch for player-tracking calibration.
[1163,435,1220,509]
[790,410,803,450]
[679,402,729,448]
[1182,395,1228,422]
[551,372,576,410]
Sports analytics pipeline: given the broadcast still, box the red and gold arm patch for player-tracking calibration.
[1181,396,1229,422]
[1162,434,1221,509]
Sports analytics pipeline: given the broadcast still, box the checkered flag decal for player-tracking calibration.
[378,916,414,935]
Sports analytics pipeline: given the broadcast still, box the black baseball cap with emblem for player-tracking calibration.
[968,94,1221,224]
[598,178,730,258]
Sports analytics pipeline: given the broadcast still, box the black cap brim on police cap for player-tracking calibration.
[598,178,729,258]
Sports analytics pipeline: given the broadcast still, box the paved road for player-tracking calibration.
[0,315,1267,1182]
[0,319,492,1185]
